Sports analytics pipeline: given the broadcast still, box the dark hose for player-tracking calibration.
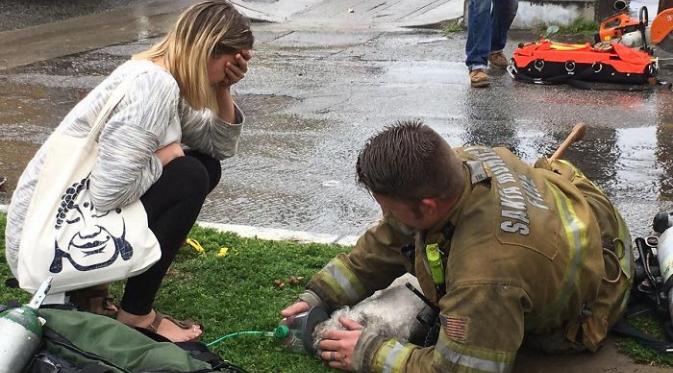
[613,0,628,11]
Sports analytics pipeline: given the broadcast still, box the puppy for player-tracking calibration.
[313,274,427,352]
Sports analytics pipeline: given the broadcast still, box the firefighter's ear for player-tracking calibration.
[419,198,438,215]
[420,196,458,220]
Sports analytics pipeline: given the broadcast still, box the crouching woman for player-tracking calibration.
[5,0,254,342]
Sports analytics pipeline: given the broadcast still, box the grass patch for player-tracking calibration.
[0,213,343,372]
[2,212,673,370]
[557,18,599,35]
[442,19,464,35]
[0,214,29,304]
[615,313,673,367]
[535,18,598,40]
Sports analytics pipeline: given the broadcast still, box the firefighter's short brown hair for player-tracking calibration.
[356,120,465,201]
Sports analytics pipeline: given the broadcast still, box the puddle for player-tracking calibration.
[8,52,126,77]
[0,80,78,133]
[2,30,673,239]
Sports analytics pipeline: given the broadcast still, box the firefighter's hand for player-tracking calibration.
[280,301,310,318]
[318,317,363,371]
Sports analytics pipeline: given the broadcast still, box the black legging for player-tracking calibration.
[120,150,221,315]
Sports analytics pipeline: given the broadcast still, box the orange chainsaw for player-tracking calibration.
[598,6,648,47]
[651,7,673,52]
[598,5,673,53]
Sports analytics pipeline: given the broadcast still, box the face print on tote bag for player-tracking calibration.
[49,176,133,273]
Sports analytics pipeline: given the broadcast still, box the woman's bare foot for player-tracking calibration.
[117,309,202,342]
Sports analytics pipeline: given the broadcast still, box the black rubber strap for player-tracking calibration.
[611,319,673,353]
[212,361,251,373]
[513,66,656,91]
[513,66,594,85]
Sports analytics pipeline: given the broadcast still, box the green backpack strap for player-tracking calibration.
[38,308,214,373]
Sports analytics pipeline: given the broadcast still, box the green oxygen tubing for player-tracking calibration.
[207,325,290,347]
[207,307,329,354]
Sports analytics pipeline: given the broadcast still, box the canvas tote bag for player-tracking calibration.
[17,79,162,293]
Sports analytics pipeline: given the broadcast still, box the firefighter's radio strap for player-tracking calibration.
[421,160,490,298]
[425,243,446,295]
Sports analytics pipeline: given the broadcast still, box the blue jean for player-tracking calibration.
[465,0,519,71]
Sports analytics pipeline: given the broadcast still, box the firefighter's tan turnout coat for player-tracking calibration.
[303,146,633,373]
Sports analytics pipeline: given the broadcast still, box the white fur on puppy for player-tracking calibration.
[312,274,427,352]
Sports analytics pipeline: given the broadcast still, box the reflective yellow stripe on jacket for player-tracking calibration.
[372,339,415,373]
[433,333,515,373]
[371,334,515,373]
[313,255,367,305]
[560,158,632,282]
[543,181,588,319]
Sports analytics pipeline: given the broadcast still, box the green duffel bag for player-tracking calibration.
[26,308,247,373]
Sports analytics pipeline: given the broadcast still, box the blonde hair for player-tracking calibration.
[133,0,254,112]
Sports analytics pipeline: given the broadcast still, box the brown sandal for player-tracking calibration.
[147,311,203,342]
[68,284,119,317]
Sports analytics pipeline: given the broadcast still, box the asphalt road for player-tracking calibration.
[1,1,673,372]
[0,0,155,32]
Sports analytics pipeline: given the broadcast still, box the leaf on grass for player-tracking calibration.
[217,247,230,257]
[185,238,205,254]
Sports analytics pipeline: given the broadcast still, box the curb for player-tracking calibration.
[198,221,359,246]
[0,204,359,246]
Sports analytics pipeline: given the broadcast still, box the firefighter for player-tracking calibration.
[281,120,633,372]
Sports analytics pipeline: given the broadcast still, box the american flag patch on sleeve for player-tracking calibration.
[440,314,469,343]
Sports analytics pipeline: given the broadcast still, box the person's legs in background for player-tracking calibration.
[466,0,494,87]
[489,0,519,68]
[117,151,221,342]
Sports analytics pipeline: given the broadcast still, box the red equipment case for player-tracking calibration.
[509,40,657,85]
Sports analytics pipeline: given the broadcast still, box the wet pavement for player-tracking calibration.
[0,0,151,32]
[2,19,673,240]
[0,0,203,70]
[222,28,673,239]
[1,2,673,372]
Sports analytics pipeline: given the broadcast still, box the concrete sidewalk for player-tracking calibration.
[234,0,463,29]
[1,1,672,372]
[0,0,463,71]
[0,0,198,70]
